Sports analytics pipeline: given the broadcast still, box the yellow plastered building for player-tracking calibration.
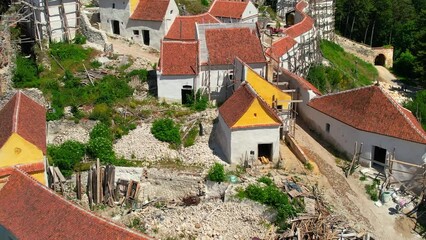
[0,91,47,184]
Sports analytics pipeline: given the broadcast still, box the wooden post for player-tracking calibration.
[96,158,101,204]
[76,172,82,200]
[87,169,93,208]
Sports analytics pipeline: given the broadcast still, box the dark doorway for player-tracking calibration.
[286,11,295,26]
[181,85,193,105]
[258,143,273,161]
[374,54,386,66]
[372,146,387,169]
[112,20,120,35]
[142,30,150,46]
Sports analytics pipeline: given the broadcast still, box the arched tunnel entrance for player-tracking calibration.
[285,11,295,26]
[374,54,386,66]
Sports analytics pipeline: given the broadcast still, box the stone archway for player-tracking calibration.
[285,11,295,26]
[374,54,386,66]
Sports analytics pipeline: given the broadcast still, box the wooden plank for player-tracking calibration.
[54,167,66,182]
[76,172,82,200]
[96,158,101,204]
[390,159,423,168]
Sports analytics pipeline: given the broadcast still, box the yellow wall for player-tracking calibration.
[130,0,139,14]
[246,68,292,109]
[32,171,46,185]
[0,133,46,184]
[233,98,280,128]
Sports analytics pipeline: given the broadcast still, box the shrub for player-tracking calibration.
[50,42,89,62]
[48,141,86,177]
[185,90,209,111]
[73,33,87,44]
[127,69,148,82]
[95,75,134,104]
[90,103,111,123]
[151,118,181,145]
[87,137,116,164]
[90,123,113,140]
[394,50,417,78]
[201,0,209,6]
[90,60,102,69]
[13,55,38,87]
[257,176,274,186]
[304,162,314,171]
[207,163,225,182]
[183,125,198,147]
[404,90,426,130]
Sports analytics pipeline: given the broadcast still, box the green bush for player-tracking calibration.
[50,42,90,61]
[394,50,417,78]
[201,0,209,6]
[151,118,181,145]
[63,70,81,88]
[183,125,198,147]
[13,55,39,87]
[90,60,102,69]
[90,123,113,140]
[185,90,209,111]
[207,163,225,182]
[47,105,64,121]
[90,103,111,123]
[73,33,87,44]
[48,141,86,177]
[127,69,148,82]
[87,137,116,164]
[257,176,274,186]
[404,90,426,130]
[95,75,134,104]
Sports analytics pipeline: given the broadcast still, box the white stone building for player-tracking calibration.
[216,83,282,164]
[208,0,258,23]
[306,86,426,181]
[99,0,178,50]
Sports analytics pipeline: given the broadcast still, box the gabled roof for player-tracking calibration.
[219,83,281,129]
[165,13,220,40]
[0,91,46,154]
[0,168,152,240]
[205,27,265,65]
[160,40,198,75]
[308,85,426,144]
[130,0,170,21]
[209,0,249,19]
[266,36,297,62]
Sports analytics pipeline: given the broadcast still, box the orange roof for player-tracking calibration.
[160,40,198,75]
[0,168,152,240]
[0,162,45,179]
[266,36,297,62]
[165,13,220,40]
[0,91,46,154]
[205,28,265,65]
[209,0,249,19]
[308,86,426,144]
[219,83,281,129]
[130,0,170,21]
[280,68,321,95]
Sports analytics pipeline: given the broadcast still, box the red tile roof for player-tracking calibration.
[266,36,297,61]
[0,91,46,154]
[205,28,266,65]
[281,68,321,95]
[219,83,281,129]
[160,40,198,75]
[284,1,314,38]
[0,168,152,240]
[0,162,45,179]
[308,85,426,144]
[209,0,249,19]
[130,0,170,21]
[165,13,220,40]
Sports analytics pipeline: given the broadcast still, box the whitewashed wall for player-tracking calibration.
[157,74,197,102]
[241,2,258,23]
[216,115,232,161]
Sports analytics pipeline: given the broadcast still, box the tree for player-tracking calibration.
[48,141,86,176]
[404,90,426,130]
[151,118,181,145]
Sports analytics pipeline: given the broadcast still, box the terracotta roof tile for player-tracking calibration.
[0,91,46,154]
[0,162,45,178]
[209,0,249,19]
[266,36,297,61]
[130,0,170,21]
[219,83,281,129]
[281,68,321,95]
[165,13,220,40]
[160,40,198,75]
[0,168,152,240]
[205,28,265,65]
[308,85,426,144]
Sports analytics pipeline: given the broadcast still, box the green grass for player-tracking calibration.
[320,40,377,87]
[175,0,210,14]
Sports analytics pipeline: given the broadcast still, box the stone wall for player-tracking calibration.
[80,9,108,46]
[334,35,394,68]
[0,19,13,95]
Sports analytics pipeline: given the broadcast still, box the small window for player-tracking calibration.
[277,105,283,110]
[170,10,173,14]
[112,3,115,8]
[254,113,257,117]
[326,123,330,133]
[133,30,139,35]
[229,74,234,80]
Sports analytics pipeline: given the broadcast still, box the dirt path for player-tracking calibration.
[107,36,160,63]
[292,122,421,239]
[376,65,397,85]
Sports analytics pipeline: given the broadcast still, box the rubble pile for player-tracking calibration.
[132,200,274,240]
[47,119,97,145]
